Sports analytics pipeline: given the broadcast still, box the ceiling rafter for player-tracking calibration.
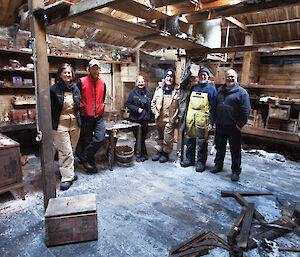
[185,0,300,23]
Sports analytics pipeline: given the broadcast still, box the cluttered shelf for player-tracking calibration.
[0,122,36,133]
[0,48,132,64]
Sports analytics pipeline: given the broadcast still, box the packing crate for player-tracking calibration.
[45,194,98,246]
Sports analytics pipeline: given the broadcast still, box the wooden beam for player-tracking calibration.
[72,11,209,49]
[109,0,190,33]
[186,40,300,55]
[221,191,273,197]
[150,0,185,8]
[222,18,300,30]
[28,0,56,210]
[241,33,259,85]
[237,203,255,249]
[241,125,300,143]
[185,0,300,23]
[171,0,249,15]
[225,16,249,32]
[37,0,124,25]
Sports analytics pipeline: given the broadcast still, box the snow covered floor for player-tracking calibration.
[0,137,299,257]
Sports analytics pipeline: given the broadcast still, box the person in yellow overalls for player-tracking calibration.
[180,67,217,172]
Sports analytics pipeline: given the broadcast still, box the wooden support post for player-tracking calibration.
[136,49,140,75]
[29,0,56,210]
[241,33,260,85]
[175,54,186,158]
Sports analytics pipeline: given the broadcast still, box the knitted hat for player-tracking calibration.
[198,67,210,76]
[164,68,175,78]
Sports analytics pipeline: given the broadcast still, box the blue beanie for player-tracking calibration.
[164,68,175,78]
[198,67,210,76]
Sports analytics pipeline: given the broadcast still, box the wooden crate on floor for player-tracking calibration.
[45,194,98,247]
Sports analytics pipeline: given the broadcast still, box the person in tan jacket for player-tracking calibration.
[151,68,179,163]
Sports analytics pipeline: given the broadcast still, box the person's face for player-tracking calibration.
[190,76,199,85]
[165,74,174,86]
[60,67,73,84]
[89,65,101,80]
[199,72,209,84]
[136,76,145,89]
[226,71,237,87]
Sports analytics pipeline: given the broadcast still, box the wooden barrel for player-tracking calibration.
[115,145,134,164]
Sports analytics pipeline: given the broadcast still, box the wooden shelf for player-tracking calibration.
[242,83,300,90]
[241,125,299,143]
[0,123,36,133]
[0,85,35,89]
[0,48,132,64]
[0,68,34,73]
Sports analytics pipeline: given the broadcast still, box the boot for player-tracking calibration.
[152,150,162,161]
[196,141,207,172]
[82,160,97,173]
[209,165,223,173]
[159,151,169,163]
[231,173,240,182]
[195,162,205,172]
[180,138,196,167]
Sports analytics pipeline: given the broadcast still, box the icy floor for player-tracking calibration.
[0,137,299,257]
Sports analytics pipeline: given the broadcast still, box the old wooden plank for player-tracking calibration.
[237,203,255,249]
[227,207,247,244]
[169,231,206,255]
[45,194,97,218]
[170,245,209,257]
[233,193,267,224]
[247,220,295,249]
[185,0,300,23]
[225,17,249,32]
[221,191,273,197]
[40,0,124,25]
[28,0,56,210]
[186,40,300,55]
[72,12,208,49]
[109,0,190,33]
[241,126,300,143]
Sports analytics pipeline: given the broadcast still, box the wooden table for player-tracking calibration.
[106,122,141,171]
[0,133,25,200]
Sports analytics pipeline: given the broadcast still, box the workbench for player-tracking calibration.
[106,122,141,171]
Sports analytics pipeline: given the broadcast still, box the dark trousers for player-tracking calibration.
[76,116,106,163]
[185,127,208,164]
[214,124,241,174]
[133,120,148,157]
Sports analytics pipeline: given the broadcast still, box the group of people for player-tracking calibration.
[50,59,106,190]
[126,67,251,182]
[50,60,250,191]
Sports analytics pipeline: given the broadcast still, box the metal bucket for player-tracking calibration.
[115,145,134,166]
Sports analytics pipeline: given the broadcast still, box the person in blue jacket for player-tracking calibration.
[180,67,217,172]
[126,75,152,162]
[209,69,251,181]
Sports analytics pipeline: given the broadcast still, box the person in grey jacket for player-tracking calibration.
[209,69,251,181]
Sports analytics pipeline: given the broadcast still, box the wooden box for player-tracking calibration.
[0,133,24,199]
[45,194,98,246]
[268,104,291,120]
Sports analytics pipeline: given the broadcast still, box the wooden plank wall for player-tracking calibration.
[260,63,300,86]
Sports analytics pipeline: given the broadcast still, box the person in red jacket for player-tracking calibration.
[75,59,106,173]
